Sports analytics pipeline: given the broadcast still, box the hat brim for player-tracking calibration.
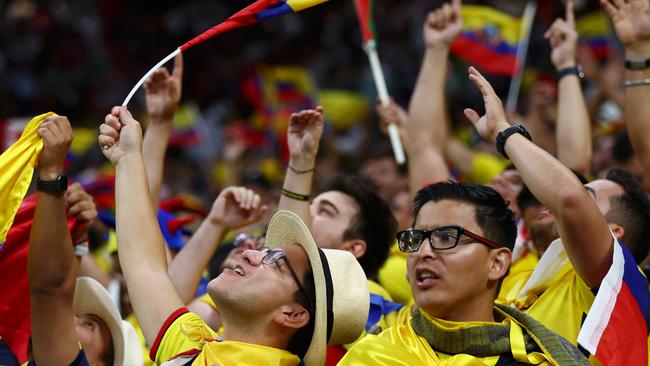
[265,210,329,366]
[73,277,125,366]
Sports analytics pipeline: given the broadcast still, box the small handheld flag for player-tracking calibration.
[123,0,330,106]
[353,0,406,165]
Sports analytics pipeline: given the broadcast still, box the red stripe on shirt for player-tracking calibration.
[150,308,190,362]
[594,284,648,365]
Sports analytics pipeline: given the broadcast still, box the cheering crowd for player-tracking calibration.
[1,0,650,365]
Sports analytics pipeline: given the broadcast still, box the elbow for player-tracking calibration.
[29,275,76,298]
[558,184,590,212]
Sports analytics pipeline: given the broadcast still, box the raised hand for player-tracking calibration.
[145,53,183,123]
[423,0,463,48]
[376,98,408,142]
[65,183,97,244]
[98,106,143,165]
[37,116,74,180]
[209,187,268,232]
[602,0,650,52]
[545,1,578,69]
[463,67,511,143]
[287,106,324,168]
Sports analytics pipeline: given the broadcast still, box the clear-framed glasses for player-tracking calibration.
[396,225,501,253]
[258,247,312,311]
[233,233,264,248]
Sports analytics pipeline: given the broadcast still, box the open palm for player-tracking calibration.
[602,0,650,46]
[287,106,324,160]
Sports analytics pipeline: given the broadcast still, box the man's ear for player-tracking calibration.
[488,248,512,281]
[340,239,367,259]
[609,223,625,242]
[274,304,310,330]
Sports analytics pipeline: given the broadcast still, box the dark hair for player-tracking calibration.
[413,182,517,250]
[605,169,650,263]
[363,142,408,176]
[612,129,635,163]
[517,185,540,213]
[318,175,397,278]
[286,267,316,359]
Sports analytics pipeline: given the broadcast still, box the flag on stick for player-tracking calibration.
[123,0,331,106]
[353,0,406,165]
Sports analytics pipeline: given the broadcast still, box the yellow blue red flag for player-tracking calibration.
[0,112,55,245]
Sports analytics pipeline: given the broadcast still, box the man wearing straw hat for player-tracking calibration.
[99,106,370,366]
[26,116,142,366]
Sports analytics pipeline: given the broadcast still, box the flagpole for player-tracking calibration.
[363,40,406,165]
[505,2,537,113]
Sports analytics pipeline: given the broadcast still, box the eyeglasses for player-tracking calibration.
[258,247,313,311]
[396,226,501,253]
[234,233,264,248]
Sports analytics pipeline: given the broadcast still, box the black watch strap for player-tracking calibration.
[625,59,650,70]
[496,124,532,159]
[37,174,68,193]
[557,65,584,81]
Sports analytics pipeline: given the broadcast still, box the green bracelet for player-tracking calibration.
[281,188,310,201]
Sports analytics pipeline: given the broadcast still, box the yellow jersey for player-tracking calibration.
[377,242,412,305]
[497,252,538,304]
[151,308,300,366]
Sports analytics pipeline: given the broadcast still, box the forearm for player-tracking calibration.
[556,74,592,176]
[28,192,81,365]
[407,47,450,150]
[278,156,314,228]
[624,43,650,177]
[28,192,77,291]
[169,219,225,304]
[115,152,183,344]
[142,122,173,209]
[504,132,612,285]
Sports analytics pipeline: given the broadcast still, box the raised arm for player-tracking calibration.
[603,0,650,189]
[99,106,184,346]
[406,0,461,191]
[168,186,267,303]
[142,53,183,209]
[28,117,79,365]
[277,107,324,227]
[465,67,612,287]
[547,1,592,176]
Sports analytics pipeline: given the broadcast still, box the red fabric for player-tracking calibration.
[450,36,517,76]
[594,284,648,365]
[149,307,190,362]
[180,0,280,52]
[0,195,80,363]
[353,0,374,44]
[325,345,347,366]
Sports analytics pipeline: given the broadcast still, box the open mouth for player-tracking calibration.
[415,268,440,288]
[233,265,245,276]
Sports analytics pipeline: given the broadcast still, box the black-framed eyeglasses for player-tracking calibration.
[258,247,313,311]
[396,225,501,253]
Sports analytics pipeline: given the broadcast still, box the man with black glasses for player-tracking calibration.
[340,181,588,365]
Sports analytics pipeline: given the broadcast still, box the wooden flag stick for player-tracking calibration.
[506,2,537,112]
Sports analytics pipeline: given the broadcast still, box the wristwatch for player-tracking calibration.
[496,124,532,159]
[557,65,584,81]
[37,173,68,193]
[625,59,650,71]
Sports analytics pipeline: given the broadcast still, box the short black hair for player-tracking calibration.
[413,182,517,250]
[517,185,540,213]
[286,267,316,359]
[605,169,650,263]
[612,129,635,163]
[318,175,397,278]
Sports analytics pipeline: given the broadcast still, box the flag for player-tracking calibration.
[180,0,330,52]
[354,0,376,45]
[578,241,650,365]
[576,11,612,60]
[450,6,522,76]
[0,112,55,245]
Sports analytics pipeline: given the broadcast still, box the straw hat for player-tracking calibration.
[266,210,369,366]
[73,277,143,366]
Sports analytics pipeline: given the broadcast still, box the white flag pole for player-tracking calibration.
[505,2,537,112]
[363,40,406,165]
[122,48,181,107]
